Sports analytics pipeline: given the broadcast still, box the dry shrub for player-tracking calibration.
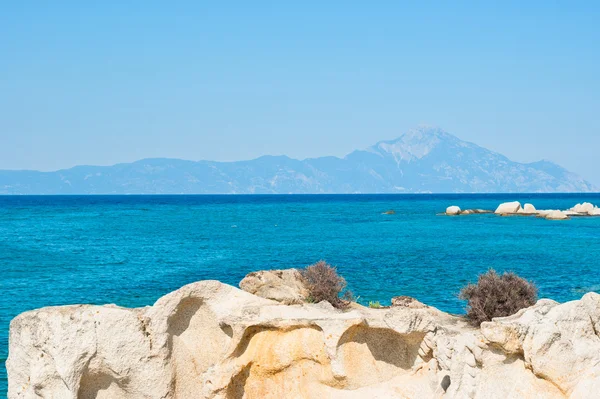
[459,269,537,326]
[301,261,350,309]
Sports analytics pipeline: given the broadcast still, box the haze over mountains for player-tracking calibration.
[1,127,596,194]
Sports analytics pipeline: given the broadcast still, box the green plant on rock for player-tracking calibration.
[368,301,382,308]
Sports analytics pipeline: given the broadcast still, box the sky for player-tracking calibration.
[1,2,599,184]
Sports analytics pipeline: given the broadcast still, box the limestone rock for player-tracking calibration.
[545,210,569,220]
[391,296,428,309]
[494,201,521,214]
[239,268,309,304]
[570,202,596,215]
[564,210,582,216]
[8,278,600,399]
[517,203,536,214]
[481,293,600,397]
[446,206,461,215]
[459,209,490,215]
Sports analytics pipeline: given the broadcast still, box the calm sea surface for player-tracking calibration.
[2,194,600,394]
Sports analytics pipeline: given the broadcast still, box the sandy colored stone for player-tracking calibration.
[391,296,428,309]
[446,206,461,215]
[545,210,569,220]
[570,202,596,215]
[494,201,521,214]
[239,268,309,304]
[8,277,600,399]
[517,203,536,214]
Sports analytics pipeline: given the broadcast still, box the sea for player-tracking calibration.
[2,193,600,395]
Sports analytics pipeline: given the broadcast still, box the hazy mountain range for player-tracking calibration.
[1,127,596,194]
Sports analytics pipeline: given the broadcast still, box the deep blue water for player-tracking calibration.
[2,194,600,394]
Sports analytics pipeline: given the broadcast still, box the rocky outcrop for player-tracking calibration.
[239,268,309,305]
[7,279,600,399]
[543,210,569,220]
[481,293,600,398]
[517,203,537,214]
[447,201,600,221]
[571,202,600,216]
[571,202,595,215]
[446,206,461,215]
[494,201,522,214]
[445,207,492,216]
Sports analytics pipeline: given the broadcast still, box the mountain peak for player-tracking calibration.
[0,127,596,193]
[368,127,458,162]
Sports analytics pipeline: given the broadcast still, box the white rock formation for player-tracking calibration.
[7,278,600,399]
[571,202,596,215]
[494,201,521,214]
[517,203,537,214]
[446,206,461,215]
[239,268,309,305]
[544,210,569,220]
[481,293,600,398]
[444,201,600,220]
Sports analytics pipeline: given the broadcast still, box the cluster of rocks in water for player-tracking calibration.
[7,268,600,398]
[445,201,600,220]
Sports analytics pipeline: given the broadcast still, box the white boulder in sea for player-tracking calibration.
[517,203,537,214]
[7,273,600,398]
[570,202,596,215]
[494,201,522,214]
[544,210,569,220]
[445,206,461,215]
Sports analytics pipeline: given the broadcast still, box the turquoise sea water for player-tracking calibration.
[2,194,600,394]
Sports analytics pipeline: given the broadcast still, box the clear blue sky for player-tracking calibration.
[1,2,599,184]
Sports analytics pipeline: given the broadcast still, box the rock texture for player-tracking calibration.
[391,296,428,309]
[239,268,309,305]
[7,279,600,399]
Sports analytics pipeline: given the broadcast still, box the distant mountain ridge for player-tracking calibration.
[1,127,596,194]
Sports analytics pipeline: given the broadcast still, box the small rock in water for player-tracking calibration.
[446,206,461,215]
[517,203,536,214]
[382,210,396,215]
[495,201,522,214]
[544,210,569,220]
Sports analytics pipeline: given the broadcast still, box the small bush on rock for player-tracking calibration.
[301,261,350,309]
[459,269,537,326]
